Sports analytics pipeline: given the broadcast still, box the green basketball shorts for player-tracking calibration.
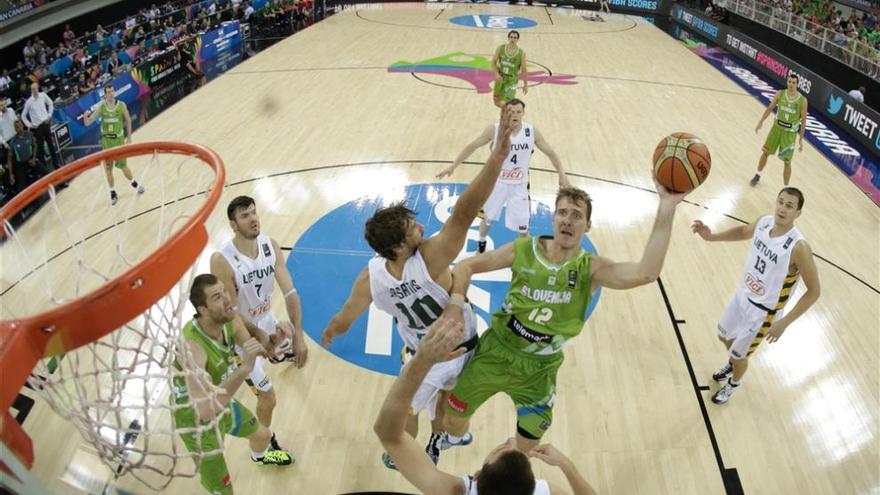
[175,400,259,494]
[446,327,562,439]
[101,136,127,168]
[763,124,797,163]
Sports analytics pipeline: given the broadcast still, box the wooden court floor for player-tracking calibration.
[3,3,878,494]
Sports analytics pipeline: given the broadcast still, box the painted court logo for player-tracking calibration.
[289,183,600,376]
[388,52,577,95]
[449,15,537,29]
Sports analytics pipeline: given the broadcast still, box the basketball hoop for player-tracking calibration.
[0,142,225,492]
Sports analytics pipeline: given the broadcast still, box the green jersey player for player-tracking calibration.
[443,180,685,452]
[83,84,145,205]
[751,73,807,187]
[491,30,528,108]
[173,274,292,494]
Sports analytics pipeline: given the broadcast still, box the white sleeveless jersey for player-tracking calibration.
[461,475,550,495]
[219,234,278,333]
[368,250,476,351]
[739,215,804,307]
[491,122,535,185]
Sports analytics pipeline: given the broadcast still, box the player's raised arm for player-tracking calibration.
[534,127,570,188]
[321,267,373,347]
[374,318,466,495]
[591,172,685,291]
[421,106,516,272]
[691,217,758,243]
[436,124,494,179]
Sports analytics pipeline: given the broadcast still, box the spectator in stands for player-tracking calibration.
[107,51,122,74]
[244,1,255,21]
[0,70,10,93]
[22,40,36,67]
[95,24,107,42]
[0,99,17,193]
[21,82,60,171]
[77,73,94,95]
[849,86,866,103]
[54,42,68,60]
[63,24,76,48]
[125,15,137,29]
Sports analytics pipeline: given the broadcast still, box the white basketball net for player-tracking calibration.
[0,148,229,491]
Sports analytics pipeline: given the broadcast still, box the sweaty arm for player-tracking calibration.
[591,193,682,291]
[756,91,780,131]
[534,128,569,188]
[691,217,757,243]
[374,323,466,495]
[437,124,494,178]
[775,240,821,328]
[273,238,309,367]
[321,267,373,347]
[422,107,517,275]
[444,242,516,323]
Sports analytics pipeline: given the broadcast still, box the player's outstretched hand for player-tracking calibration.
[651,169,687,206]
[691,220,712,240]
[437,165,456,179]
[528,444,570,467]
[416,317,466,364]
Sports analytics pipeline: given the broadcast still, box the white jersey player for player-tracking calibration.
[436,98,570,253]
[210,195,309,451]
[691,187,820,404]
[322,104,520,470]
[368,249,478,422]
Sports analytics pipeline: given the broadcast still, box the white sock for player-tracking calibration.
[110,188,117,194]
[251,448,267,460]
[730,379,741,387]
[446,433,463,444]
[478,236,486,242]
[754,172,761,177]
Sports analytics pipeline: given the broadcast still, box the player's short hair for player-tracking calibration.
[506,98,525,110]
[477,450,535,495]
[555,187,593,221]
[787,73,799,83]
[508,30,520,39]
[364,202,416,261]
[227,195,256,220]
[189,273,219,313]
[778,187,804,210]
[103,84,113,92]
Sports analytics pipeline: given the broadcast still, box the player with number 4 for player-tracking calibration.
[436,98,569,254]
[322,104,520,470]
[442,178,686,453]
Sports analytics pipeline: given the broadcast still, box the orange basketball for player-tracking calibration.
[652,132,711,193]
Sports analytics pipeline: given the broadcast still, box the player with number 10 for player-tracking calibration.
[321,104,519,469]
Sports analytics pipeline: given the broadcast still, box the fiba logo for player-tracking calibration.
[289,183,600,375]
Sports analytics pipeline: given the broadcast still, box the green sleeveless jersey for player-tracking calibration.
[99,100,125,137]
[774,91,804,133]
[172,319,238,404]
[497,44,523,79]
[492,236,593,355]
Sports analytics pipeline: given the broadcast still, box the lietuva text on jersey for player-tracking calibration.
[520,285,573,304]
[510,142,531,151]
[241,265,276,285]
[389,279,423,299]
[753,238,779,264]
